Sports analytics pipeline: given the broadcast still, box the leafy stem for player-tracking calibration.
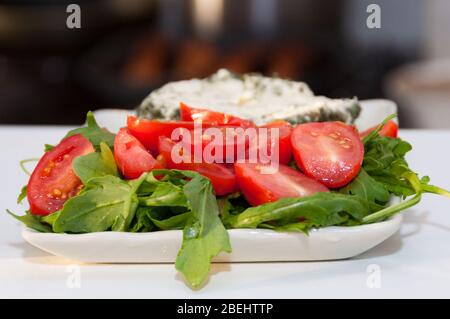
[362,113,396,145]
[19,158,39,176]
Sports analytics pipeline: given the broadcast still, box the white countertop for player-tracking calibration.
[1,126,450,298]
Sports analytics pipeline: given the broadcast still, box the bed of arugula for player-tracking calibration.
[8,112,450,289]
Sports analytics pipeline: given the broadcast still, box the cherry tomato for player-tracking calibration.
[181,126,249,163]
[114,128,163,179]
[291,122,364,188]
[127,116,213,155]
[158,137,238,196]
[180,102,254,127]
[27,134,95,215]
[360,120,398,139]
[234,163,329,206]
[253,120,293,165]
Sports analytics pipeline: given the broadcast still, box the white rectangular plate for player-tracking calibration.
[22,99,401,263]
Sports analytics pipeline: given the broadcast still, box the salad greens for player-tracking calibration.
[7,112,450,289]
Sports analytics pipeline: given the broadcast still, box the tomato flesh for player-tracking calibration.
[27,134,95,215]
[360,120,398,139]
[180,102,254,127]
[114,128,163,179]
[255,120,293,165]
[291,122,364,188]
[234,163,329,206]
[158,137,238,196]
[127,115,214,155]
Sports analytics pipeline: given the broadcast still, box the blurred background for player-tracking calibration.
[0,0,449,128]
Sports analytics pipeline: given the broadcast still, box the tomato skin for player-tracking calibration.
[114,128,163,179]
[234,163,329,206]
[127,116,217,155]
[257,120,293,165]
[360,120,398,139]
[182,126,249,163]
[291,122,364,188]
[158,137,238,196]
[27,134,95,216]
[180,102,254,127]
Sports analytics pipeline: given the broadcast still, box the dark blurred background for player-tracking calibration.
[0,0,449,127]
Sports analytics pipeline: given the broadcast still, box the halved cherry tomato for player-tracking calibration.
[114,128,163,179]
[360,120,398,139]
[180,102,254,127]
[182,126,249,163]
[234,163,329,206]
[158,137,238,196]
[27,134,95,215]
[254,120,293,165]
[291,122,364,188]
[127,116,213,155]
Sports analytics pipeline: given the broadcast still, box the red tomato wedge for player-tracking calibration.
[254,120,293,165]
[182,126,249,163]
[158,137,238,196]
[291,122,364,188]
[180,102,254,127]
[127,116,213,155]
[360,120,398,139]
[114,128,163,179]
[27,134,95,215]
[234,163,329,206]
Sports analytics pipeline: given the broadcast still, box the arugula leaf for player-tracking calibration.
[225,192,370,230]
[175,172,232,288]
[19,158,39,176]
[149,211,191,230]
[17,186,27,204]
[129,207,155,232]
[362,113,396,145]
[53,176,140,233]
[361,134,450,223]
[139,182,188,207]
[340,168,390,212]
[217,193,247,221]
[44,144,55,152]
[6,210,52,233]
[41,211,60,227]
[73,142,119,184]
[64,111,115,149]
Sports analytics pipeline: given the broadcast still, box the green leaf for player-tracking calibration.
[72,142,119,184]
[362,114,397,145]
[340,168,390,212]
[41,211,60,227]
[44,144,55,152]
[149,211,191,230]
[53,176,139,233]
[19,158,39,176]
[6,210,52,233]
[64,111,115,149]
[225,192,371,229]
[175,173,231,288]
[139,182,188,207]
[17,185,27,204]
[129,207,155,232]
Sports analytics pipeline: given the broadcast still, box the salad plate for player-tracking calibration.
[22,212,401,263]
[20,99,401,264]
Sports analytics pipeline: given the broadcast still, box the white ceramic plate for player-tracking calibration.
[22,213,401,263]
[21,99,401,263]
